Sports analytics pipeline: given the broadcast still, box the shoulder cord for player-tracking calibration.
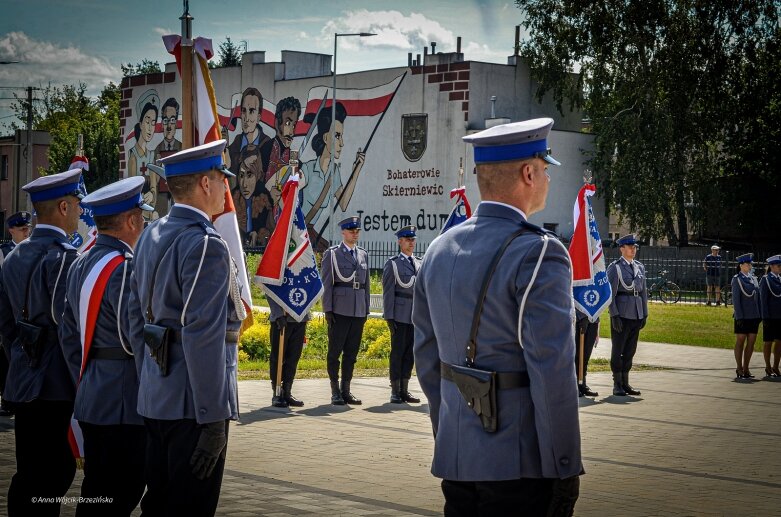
[737,274,757,298]
[50,251,69,323]
[617,260,639,291]
[390,258,415,289]
[331,248,357,283]
[517,236,551,351]
[181,235,210,327]
[763,275,781,298]
[227,244,248,321]
[116,260,133,355]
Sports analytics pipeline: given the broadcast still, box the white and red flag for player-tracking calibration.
[569,183,612,322]
[440,187,472,234]
[163,34,254,327]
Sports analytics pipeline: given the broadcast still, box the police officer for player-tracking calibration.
[125,140,242,515]
[59,177,152,516]
[382,225,421,404]
[760,255,781,378]
[321,216,370,405]
[413,118,582,515]
[575,309,600,397]
[607,234,648,396]
[268,297,309,408]
[0,168,83,516]
[732,253,760,380]
[0,211,32,417]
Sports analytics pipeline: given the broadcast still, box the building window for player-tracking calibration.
[1,155,8,180]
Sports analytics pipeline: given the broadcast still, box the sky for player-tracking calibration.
[0,0,528,130]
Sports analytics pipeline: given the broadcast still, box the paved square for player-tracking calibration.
[1,340,780,515]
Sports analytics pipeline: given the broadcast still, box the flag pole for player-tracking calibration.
[578,327,585,385]
[180,0,194,149]
[275,325,286,399]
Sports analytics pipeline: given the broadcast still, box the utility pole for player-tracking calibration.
[25,86,33,211]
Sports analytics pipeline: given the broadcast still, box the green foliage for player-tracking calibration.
[10,83,121,189]
[217,37,243,67]
[516,0,780,245]
[121,59,162,77]
[239,318,272,360]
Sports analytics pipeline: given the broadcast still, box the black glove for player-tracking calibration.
[325,312,335,326]
[548,476,580,517]
[386,319,397,333]
[640,317,647,329]
[611,315,623,333]
[190,421,227,480]
[274,318,286,332]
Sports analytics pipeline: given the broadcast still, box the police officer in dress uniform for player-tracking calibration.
[0,168,83,516]
[760,255,781,378]
[268,297,310,408]
[321,216,370,405]
[125,140,243,516]
[1,211,32,417]
[413,118,582,515]
[607,234,648,396]
[575,309,600,397]
[59,177,152,516]
[732,253,761,380]
[382,225,421,404]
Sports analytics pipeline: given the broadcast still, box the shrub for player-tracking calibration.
[240,320,271,360]
[365,331,391,358]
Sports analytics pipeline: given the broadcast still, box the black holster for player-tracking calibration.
[143,323,170,376]
[444,363,498,433]
[16,319,44,368]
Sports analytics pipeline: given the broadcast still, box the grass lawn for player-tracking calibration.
[599,302,747,350]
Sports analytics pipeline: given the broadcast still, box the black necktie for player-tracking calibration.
[350,248,355,261]
[408,256,415,272]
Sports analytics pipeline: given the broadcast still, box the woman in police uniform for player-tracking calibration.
[759,255,781,378]
[731,253,761,379]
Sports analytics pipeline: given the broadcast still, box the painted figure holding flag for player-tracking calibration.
[59,177,151,516]
[0,168,83,516]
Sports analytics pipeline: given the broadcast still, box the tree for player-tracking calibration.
[10,82,121,191]
[121,59,162,77]
[516,0,779,246]
[217,36,242,67]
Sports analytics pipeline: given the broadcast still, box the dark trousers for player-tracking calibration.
[143,418,229,517]
[327,314,366,383]
[441,478,554,517]
[610,317,644,373]
[575,318,599,384]
[0,346,8,404]
[76,422,147,517]
[268,320,307,385]
[389,322,415,381]
[8,399,76,517]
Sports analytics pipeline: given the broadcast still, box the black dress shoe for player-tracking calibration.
[744,370,755,379]
[272,395,289,408]
[735,369,743,380]
[613,383,627,396]
[579,385,599,397]
[342,392,362,405]
[773,367,781,377]
[623,385,641,396]
[331,392,346,405]
[285,395,304,407]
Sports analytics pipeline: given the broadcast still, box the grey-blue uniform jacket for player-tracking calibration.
[59,234,141,425]
[268,297,312,323]
[0,227,78,402]
[732,273,761,320]
[321,243,370,317]
[382,253,420,325]
[760,272,781,320]
[412,202,582,481]
[125,206,240,424]
[607,258,648,320]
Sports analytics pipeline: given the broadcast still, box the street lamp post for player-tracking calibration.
[329,32,375,245]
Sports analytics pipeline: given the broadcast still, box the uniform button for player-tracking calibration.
[559,457,569,466]
[199,408,207,415]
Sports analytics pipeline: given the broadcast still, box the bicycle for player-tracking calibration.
[646,270,681,303]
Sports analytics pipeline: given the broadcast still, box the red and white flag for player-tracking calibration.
[163,34,254,327]
[70,155,89,172]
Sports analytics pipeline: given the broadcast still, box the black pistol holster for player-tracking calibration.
[16,319,44,368]
[442,226,528,433]
[143,323,170,376]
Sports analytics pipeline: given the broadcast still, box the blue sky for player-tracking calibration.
[0,0,527,129]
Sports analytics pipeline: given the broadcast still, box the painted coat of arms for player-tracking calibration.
[401,113,427,162]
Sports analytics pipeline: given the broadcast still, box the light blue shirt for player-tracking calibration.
[300,157,343,227]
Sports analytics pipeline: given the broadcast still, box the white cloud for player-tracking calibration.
[321,10,457,52]
[153,27,173,37]
[463,41,509,63]
[0,31,118,96]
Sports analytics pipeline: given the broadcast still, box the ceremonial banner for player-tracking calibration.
[69,158,98,253]
[255,175,323,321]
[569,183,612,322]
[440,186,472,234]
[164,33,254,325]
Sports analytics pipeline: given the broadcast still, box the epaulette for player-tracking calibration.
[55,241,77,252]
[357,245,367,252]
[327,244,339,251]
[519,220,553,238]
[123,251,133,260]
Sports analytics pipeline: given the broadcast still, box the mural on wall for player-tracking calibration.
[122,72,459,248]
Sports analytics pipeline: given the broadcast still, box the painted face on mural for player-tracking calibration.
[239,155,260,199]
[327,120,345,160]
[277,108,298,148]
[141,109,156,144]
[162,106,178,142]
[241,94,261,134]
